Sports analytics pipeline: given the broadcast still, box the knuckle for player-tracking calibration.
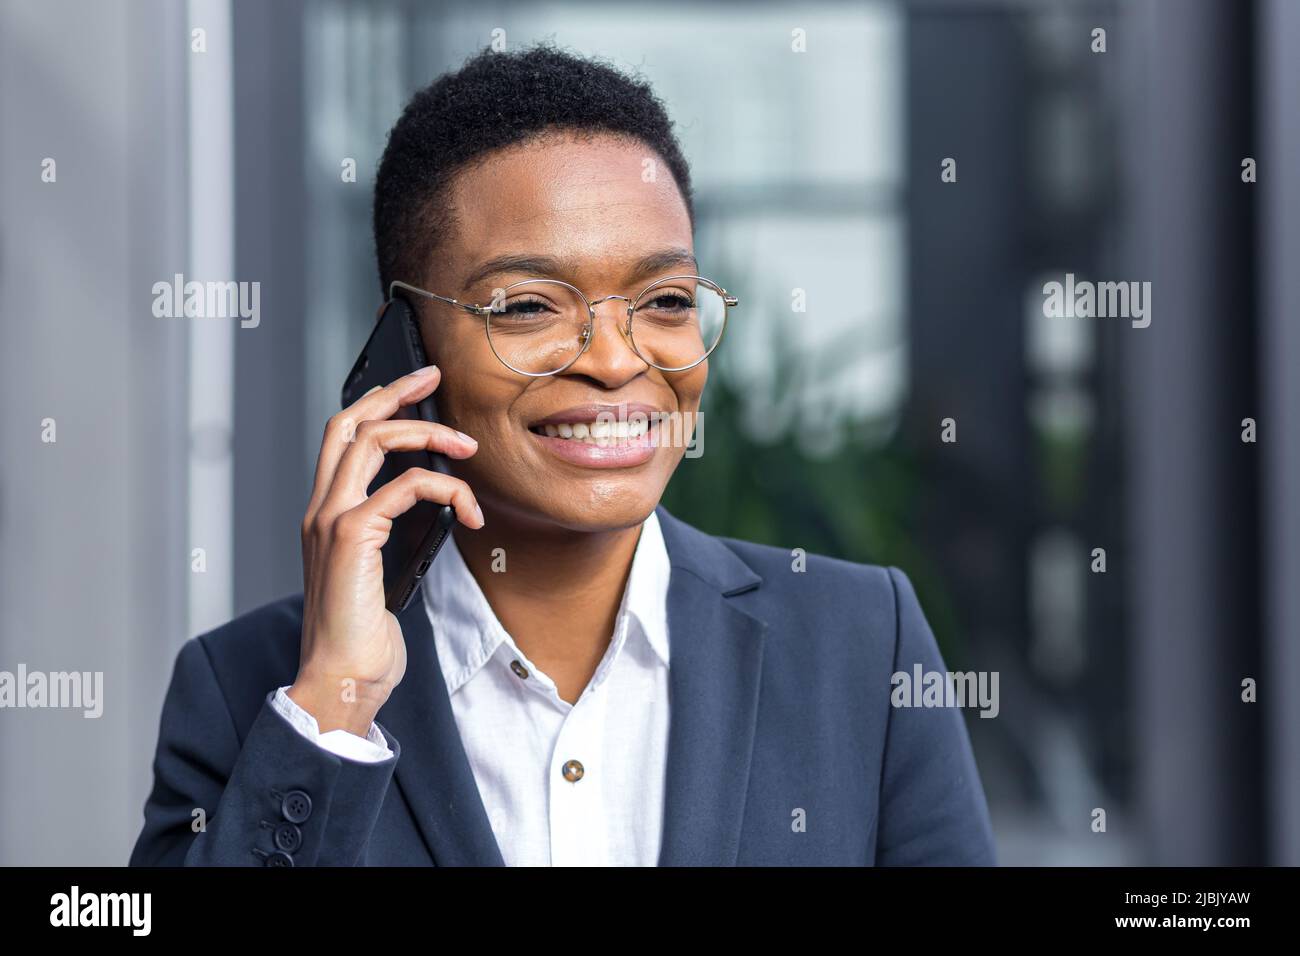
[395,468,423,490]
[333,509,367,539]
[312,507,342,535]
[325,413,358,444]
[412,468,442,495]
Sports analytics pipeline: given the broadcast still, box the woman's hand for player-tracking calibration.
[288,365,484,736]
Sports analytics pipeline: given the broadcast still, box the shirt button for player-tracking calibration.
[510,659,529,679]
[561,759,585,782]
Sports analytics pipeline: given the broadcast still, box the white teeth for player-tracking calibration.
[533,416,653,443]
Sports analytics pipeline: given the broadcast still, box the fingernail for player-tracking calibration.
[456,430,477,446]
[414,364,438,378]
[473,504,485,527]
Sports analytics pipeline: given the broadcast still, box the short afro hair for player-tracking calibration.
[372,43,695,296]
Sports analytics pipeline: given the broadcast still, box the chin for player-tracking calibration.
[524,483,663,534]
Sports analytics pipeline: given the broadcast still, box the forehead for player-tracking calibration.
[442,132,693,280]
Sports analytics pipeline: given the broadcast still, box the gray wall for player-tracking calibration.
[0,0,190,864]
[1259,0,1300,866]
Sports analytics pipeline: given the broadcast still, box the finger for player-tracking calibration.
[324,418,479,512]
[309,364,442,516]
[353,468,484,531]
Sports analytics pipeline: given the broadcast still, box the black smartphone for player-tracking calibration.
[340,294,457,613]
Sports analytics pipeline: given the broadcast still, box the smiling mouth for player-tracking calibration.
[527,417,652,445]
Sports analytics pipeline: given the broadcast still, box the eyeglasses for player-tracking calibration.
[389,274,738,377]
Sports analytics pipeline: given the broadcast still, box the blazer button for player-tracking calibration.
[264,850,295,867]
[281,789,313,824]
[561,759,584,782]
[274,823,303,853]
[510,659,529,679]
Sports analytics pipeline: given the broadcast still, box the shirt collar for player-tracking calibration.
[421,509,671,697]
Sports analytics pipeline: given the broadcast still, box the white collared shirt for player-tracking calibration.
[272,510,672,867]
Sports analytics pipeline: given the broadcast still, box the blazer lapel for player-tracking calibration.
[654,506,767,866]
[377,595,506,866]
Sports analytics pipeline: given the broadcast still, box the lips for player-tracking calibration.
[525,402,662,468]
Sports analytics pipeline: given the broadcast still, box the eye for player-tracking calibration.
[640,290,695,312]
[498,296,557,317]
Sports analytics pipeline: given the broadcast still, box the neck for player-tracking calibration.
[451,508,647,703]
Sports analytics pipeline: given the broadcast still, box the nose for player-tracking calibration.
[568,296,644,382]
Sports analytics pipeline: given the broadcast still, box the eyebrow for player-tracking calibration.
[461,247,699,291]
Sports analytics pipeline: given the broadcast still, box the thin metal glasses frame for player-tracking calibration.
[388,275,738,376]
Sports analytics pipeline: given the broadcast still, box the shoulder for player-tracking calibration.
[716,533,900,598]
[698,516,910,616]
[172,593,305,734]
[655,504,919,670]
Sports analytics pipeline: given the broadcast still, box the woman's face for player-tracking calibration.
[415,131,705,533]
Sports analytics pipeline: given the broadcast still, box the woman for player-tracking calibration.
[131,44,995,867]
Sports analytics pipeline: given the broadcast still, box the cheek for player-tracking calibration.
[672,364,708,413]
[438,384,518,457]
[438,392,534,505]
[425,362,532,482]
[418,320,501,430]
[655,366,706,467]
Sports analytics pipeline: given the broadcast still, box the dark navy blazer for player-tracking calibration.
[130,505,996,866]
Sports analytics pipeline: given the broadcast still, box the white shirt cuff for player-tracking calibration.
[271,685,393,763]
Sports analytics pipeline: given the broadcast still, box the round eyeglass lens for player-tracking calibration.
[485,279,591,376]
[629,276,726,372]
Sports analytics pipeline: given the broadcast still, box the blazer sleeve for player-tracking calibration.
[129,635,401,866]
[874,567,997,866]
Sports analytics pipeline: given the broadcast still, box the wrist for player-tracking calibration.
[286,678,385,737]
